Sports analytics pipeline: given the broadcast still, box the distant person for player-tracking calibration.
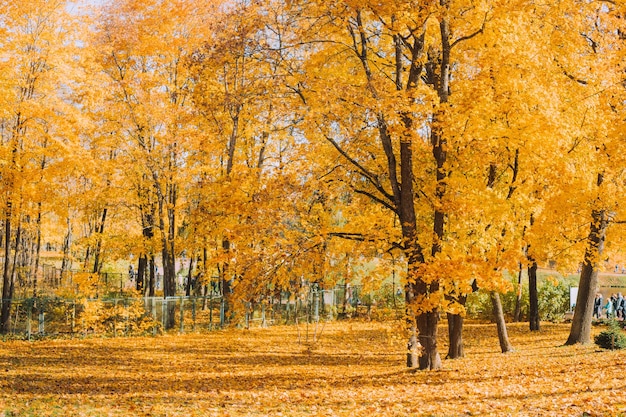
[594,293,604,319]
[606,296,614,319]
[617,293,625,320]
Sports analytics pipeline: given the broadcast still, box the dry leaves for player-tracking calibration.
[1,321,626,416]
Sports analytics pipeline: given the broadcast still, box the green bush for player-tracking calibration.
[465,275,569,322]
[537,277,570,322]
[594,321,626,350]
[465,278,528,321]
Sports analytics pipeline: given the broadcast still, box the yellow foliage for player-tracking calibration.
[70,272,99,298]
[0,321,622,416]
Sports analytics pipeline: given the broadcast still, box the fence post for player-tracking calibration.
[113,299,118,337]
[328,290,334,321]
[27,300,32,341]
[314,288,320,323]
[179,297,184,333]
[261,302,266,327]
[38,302,45,335]
[192,297,196,332]
[71,301,76,336]
[220,297,225,328]
[209,294,213,330]
[161,298,167,331]
[152,297,157,336]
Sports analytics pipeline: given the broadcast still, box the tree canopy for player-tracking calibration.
[0,0,625,368]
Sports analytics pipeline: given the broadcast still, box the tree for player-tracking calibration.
[0,0,82,330]
[93,0,209,326]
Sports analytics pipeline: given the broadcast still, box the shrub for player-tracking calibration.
[594,321,626,350]
[537,276,570,322]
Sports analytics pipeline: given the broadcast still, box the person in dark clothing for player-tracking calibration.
[594,293,604,319]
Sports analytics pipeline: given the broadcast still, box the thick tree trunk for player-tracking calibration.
[566,204,607,345]
[447,312,464,359]
[417,310,442,369]
[405,284,418,368]
[137,255,146,293]
[492,291,514,353]
[528,259,540,331]
[447,293,469,359]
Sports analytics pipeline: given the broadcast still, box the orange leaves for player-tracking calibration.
[1,321,624,416]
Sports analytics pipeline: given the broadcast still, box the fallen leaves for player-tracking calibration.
[1,321,626,416]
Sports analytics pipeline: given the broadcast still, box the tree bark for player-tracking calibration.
[32,206,42,298]
[417,310,442,370]
[92,208,107,274]
[1,203,12,334]
[513,264,523,322]
[137,255,146,293]
[447,291,470,359]
[492,291,514,353]
[185,254,194,297]
[447,311,464,359]
[148,256,155,297]
[528,259,540,331]
[566,192,607,345]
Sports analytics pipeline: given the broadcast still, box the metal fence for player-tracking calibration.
[0,284,404,340]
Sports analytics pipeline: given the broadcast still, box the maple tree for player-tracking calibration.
[1,0,626,375]
[281,0,575,368]
[0,0,84,331]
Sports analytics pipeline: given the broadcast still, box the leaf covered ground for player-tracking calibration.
[1,321,626,417]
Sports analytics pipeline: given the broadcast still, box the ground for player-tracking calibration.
[1,320,625,416]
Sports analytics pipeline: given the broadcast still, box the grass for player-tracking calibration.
[1,320,625,416]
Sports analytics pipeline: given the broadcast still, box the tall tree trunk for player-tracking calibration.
[137,255,146,293]
[148,255,155,297]
[10,223,22,295]
[155,179,177,329]
[92,208,107,274]
[60,215,72,275]
[221,239,232,319]
[484,160,515,350]
[528,258,540,331]
[185,253,194,297]
[1,202,13,334]
[139,208,155,295]
[32,205,42,298]
[513,264,523,322]
[566,194,608,345]
[492,291,514,353]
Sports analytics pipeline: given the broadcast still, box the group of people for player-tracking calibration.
[594,292,626,320]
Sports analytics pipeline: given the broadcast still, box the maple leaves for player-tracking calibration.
[1,0,626,372]
[1,321,624,416]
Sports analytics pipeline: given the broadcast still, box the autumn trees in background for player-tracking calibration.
[0,0,626,368]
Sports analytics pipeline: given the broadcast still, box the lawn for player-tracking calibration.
[1,320,625,416]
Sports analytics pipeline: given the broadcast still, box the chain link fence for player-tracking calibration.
[1,284,404,340]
